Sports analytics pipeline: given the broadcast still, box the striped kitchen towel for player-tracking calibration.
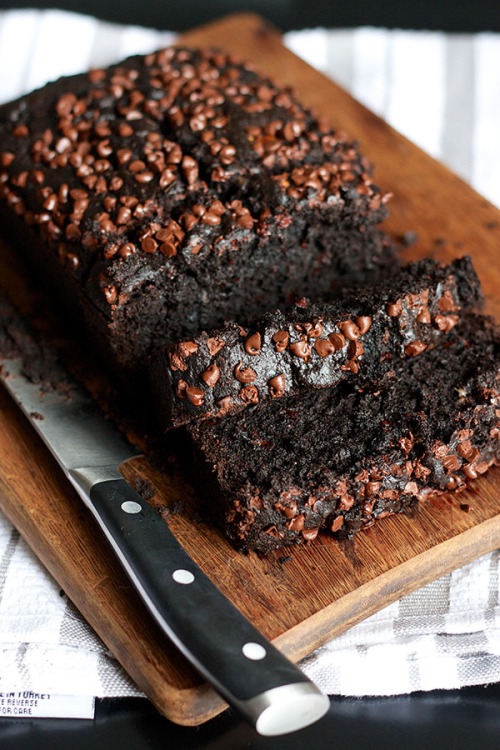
[0,9,500,702]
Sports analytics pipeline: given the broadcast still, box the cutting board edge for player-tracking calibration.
[274,509,500,661]
[0,467,228,727]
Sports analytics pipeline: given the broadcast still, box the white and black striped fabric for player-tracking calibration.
[0,9,500,701]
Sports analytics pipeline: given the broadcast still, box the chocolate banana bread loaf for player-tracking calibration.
[150,256,482,429]
[0,46,395,371]
[188,314,500,553]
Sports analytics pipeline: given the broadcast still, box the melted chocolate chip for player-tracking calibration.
[314,338,335,357]
[179,341,198,357]
[405,341,427,357]
[462,463,478,479]
[245,332,261,356]
[442,454,461,472]
[289,340,311,359]
[201,364,220,387]
[338,321,360,341]
[301,528,318,541]
[207,337,225,356]
[234,361,257,383]
[347,340,364,359]
[386,301,403,317]
[269,374,285,398]
[185,386,204,406]
[434,314,459,333]
[330,516,344,532]
[239,384,259,403]
[303,320,323,338]
[273,330,289,352]
[438,290,459,312]
[355,316,371,335]
[329,332,346,350]
[287,515,305,531]
[416,308,431,324]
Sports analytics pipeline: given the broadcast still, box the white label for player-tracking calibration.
[0,692,95,719]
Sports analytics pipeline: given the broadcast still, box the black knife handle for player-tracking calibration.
[84,477,328,735]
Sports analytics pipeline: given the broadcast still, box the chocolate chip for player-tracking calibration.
[220,144,236,164]
[314,339,335,357]
[462,463,478,479]
[119,242,136,258]
[110,176,124,191]
[207,336,225,355]
[245,332,261,356]
[185,386,204,406]
[190,113,207,131]
[273,330,289,352]
[135,171,154,183]
[239,385,259,403]
[398,435,413,454]
[438,290,458,312]
[442,454,461,472]
[337,495,354,510]
[235,361,257,383]
[201,210,222,226]
[283,121,302,141]
[328,332,346,350]
[301,528,318,541]
[116,206,131,225]
[330,516,344,532]
[216,396,233,415]
[365,481,381,497]
[179,341,198,357]
[343,359,359,374]
[43,194,58,211]
[160,242,177,257]
[416,308,431,324]
[289,340,311,359]
[347,340,364,359]
[281,502,297,519]
[386,301,403,317]
[403,481,419,495]
[141,237,158,253]
[201,364,220,387]
[65,223,81,240]
[56,94,77,118]
[457,441,479,462]
[434,314,459,332]
[269,374,285,398]
[182,155,198,186]
[338,320,360,341]
[287,515,305,531]
[103,285,117,304]
[404,341,427,357]
[355,316,371,335]
[159,169,176,188]
[117,148,132,164]
[0,152,15,167]
[303,320,323,338]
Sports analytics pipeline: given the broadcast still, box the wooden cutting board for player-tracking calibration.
[1,12,500,727]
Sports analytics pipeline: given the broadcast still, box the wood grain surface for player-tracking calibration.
[1,12,500,727]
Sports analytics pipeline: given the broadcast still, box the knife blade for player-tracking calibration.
[0,324,329,735]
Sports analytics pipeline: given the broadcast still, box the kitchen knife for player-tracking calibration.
[0,333,329,735]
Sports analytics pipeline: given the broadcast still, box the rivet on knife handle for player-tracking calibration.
[0,346,329,736]
[69,471,330,736]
